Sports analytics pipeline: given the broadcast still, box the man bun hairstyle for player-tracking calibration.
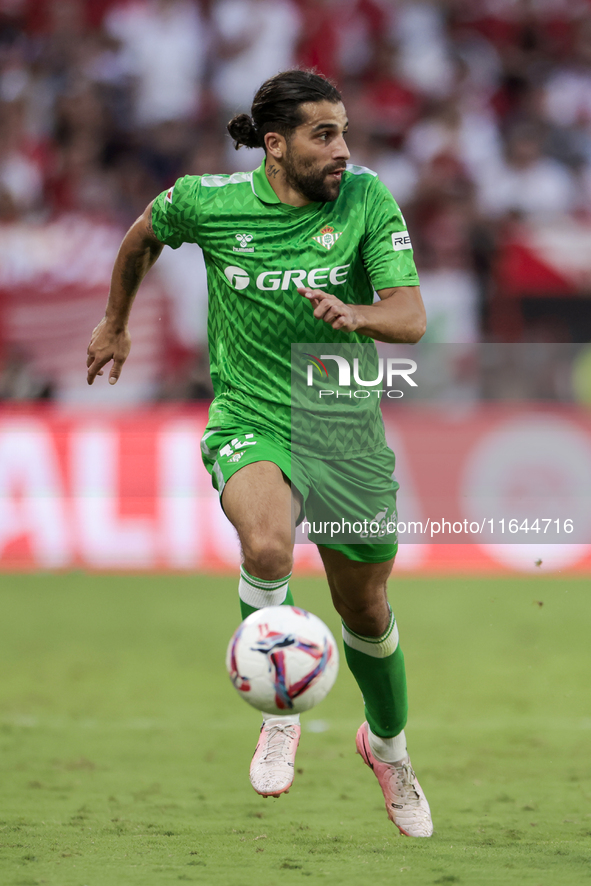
[226,113,260,150]
[227,69,342,151]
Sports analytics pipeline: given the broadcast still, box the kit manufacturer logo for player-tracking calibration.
[234,233,255,253]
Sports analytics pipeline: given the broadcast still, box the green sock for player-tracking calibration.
[342,609,408,738]
[238,565,294,619]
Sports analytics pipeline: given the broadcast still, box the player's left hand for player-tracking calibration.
[298,287,360,333]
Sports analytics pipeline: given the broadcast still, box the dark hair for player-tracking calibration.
[227,69,342,151]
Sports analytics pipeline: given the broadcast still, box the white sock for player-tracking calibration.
[239,565,291,608]
[368,725,407,763]
[262,712,300,727]
[238,567,299,728]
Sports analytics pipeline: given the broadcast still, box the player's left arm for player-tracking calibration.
[297,284,426,344]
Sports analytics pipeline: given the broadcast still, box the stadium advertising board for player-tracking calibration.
[1,404,590,574]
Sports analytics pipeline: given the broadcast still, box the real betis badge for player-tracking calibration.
[313,226,342,250]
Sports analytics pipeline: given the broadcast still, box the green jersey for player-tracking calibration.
[151,159,419,456]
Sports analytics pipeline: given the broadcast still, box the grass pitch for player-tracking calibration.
[0,570,589,886]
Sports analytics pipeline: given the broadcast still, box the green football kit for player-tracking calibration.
[150,157,427,767]
[151,159,420,562]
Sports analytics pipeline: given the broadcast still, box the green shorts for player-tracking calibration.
[200,426,398,564]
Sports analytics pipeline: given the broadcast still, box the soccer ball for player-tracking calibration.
[226,606,339,715]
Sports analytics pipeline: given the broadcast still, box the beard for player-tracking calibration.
[283,147,343,203]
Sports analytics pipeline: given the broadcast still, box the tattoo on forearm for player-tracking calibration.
[120,252,144,291]
[267,164,279,179]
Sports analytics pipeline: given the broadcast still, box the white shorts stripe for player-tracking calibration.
[212,461,226,494]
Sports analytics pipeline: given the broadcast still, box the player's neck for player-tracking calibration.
[265,161,311,208]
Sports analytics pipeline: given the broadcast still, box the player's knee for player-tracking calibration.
[334,597,390,638]
[242,535,293,580]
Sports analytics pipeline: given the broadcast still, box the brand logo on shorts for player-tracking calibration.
[224,266,250,290]
[220,435,257,459]
[360,507,393,539]
[313,226,342,250]
[233,232,255,253]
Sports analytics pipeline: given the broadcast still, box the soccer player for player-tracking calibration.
[86,70,432,838]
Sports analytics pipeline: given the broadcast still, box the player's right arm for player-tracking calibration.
[86,201,164,385]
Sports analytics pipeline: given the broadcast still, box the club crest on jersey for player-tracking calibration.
[165,185,174,204]
[233,233,255,253]
[313,226,342,251]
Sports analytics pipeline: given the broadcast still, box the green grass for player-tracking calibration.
[0,572,589,886]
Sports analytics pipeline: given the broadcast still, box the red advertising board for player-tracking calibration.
[1,404,590,574]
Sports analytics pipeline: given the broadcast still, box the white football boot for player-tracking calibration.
[249,721,301,798]
[356,722,433,837]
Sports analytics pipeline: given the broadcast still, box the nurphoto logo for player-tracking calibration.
[304,352,418,399]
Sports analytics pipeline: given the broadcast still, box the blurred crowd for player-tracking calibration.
[2,0,591,402]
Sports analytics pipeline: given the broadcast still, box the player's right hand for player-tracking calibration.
[86,317,131,386]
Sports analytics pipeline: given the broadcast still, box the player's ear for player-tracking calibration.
[264,132,285,160]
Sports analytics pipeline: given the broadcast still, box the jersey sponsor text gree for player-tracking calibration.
[223,264,351,291]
